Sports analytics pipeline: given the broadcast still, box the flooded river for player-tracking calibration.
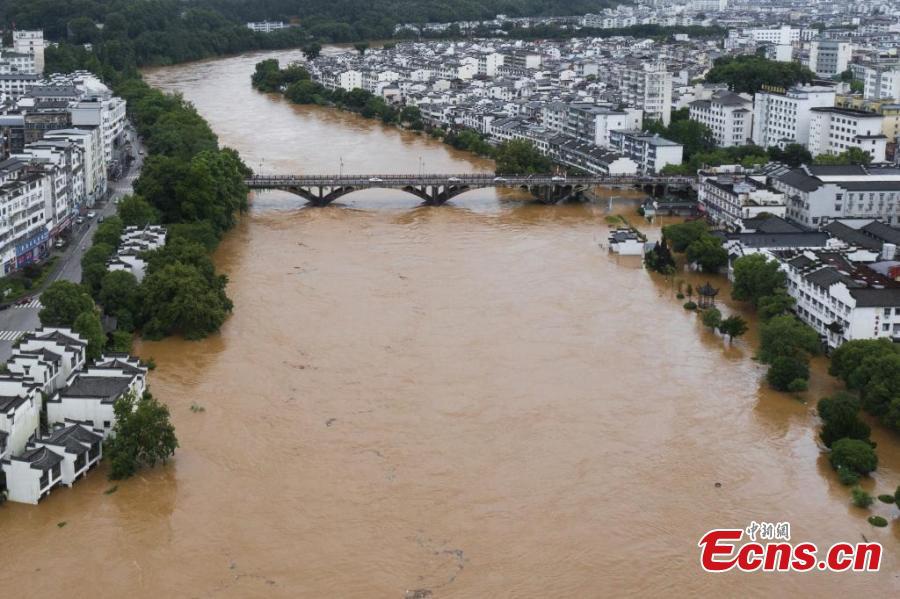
[2,49,899,597]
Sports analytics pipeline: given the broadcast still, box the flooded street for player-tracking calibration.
[2,49,898,597]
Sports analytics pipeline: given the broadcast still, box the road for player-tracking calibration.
[0,125,145,361]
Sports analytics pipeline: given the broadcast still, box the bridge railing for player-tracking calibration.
[245,174,697,186]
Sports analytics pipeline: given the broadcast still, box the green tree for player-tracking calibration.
[93,216,124,247]
[494,139,552,175]
[701,307,722,330]
[767,144,812,167]
[731,254,788,306]
[662,220,708,252]
[718,315,749,341]
[99,270,140,331]
[106,391,178,480]
[686,234,727,272]
[813,147,872,166]
[704,55,815,93]
[108,329,133,353]
[72,310,105,361]
[118,195,160,227]
[38,281,95,327]
[354,42,370,56]
[140,262,232,340]
[757,291,795,321]
[829,438,877,476]
[81,242,115,296]
[818,392,872,448]
[767,355,810,391]
[758,315,820,363]
[663,119,716,159]
[302,42,322,60]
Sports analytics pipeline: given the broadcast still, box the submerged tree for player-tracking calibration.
[106,391,178,480]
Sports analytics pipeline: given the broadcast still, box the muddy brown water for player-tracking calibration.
[2,49,898,597]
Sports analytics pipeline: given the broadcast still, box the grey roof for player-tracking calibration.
[849,288,900,307]
[16,446,63,471]
[807,266,858,290]
[777,168,821,192]
[0,395,27,414]
[862,221,900,245]
[727,232,829,248]
[742,215,803,234]
[61,376,132,403]
[41,424,102,454]
[824,221,883,251]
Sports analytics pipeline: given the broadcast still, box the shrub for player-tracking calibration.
[787,378,808,393]
[676,292,685,299]
[818,392,871,448]
[867,516,888,527]
[836,466,860,486]
[701,307,722,330]
[767,355,809,391]
[683,301,697,311]
[877,494,895,504]
[851,486,873,508]
[829,438,877,476]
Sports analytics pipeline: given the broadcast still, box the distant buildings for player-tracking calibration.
[246,21,290,33]
[698,171,786,230]
[12,31,44,75]
[609,130,683,174]
[808,40,852,78]
[807,107,887,163]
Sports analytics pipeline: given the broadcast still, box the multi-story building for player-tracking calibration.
[608,129,683,174]
[545,102,642,147]
[807,107,887,163]
[620,63,672,126]
[752,85,837,149]
[689,90,753,148]
[70,95,127,167]
[698,173,786,230]
[862,64,900,102]
[0,158,53,273]
[773,164,900,227]
[12,31,44,74]
[44,128,106,207]
[808,40,852,78]
[246,21,289,33]
[775,248,900,349]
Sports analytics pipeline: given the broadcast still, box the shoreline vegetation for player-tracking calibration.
[251,59,554,174]
[647,220,900,520]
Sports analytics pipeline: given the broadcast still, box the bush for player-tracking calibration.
[851,486,873,508]
[877,494,895,504]
[767,356,809,391]
[683,301,697,311]
[106,391,178,480]
[867,516,888,527]
[830,438,878,476]
[701,307,722,330]
[818,392,871,448]
[676,292,685,299]
[787,378,808,393]
[836,466,860,486]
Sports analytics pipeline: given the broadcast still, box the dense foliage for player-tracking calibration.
[812,147,873,166]
[758,314,820,391]
[660,221,726,273]
[106,391,178,480]
[731,253,794,320]
[829,339,900,432]
[704,55,816,94]
[494,139,553,174]
[38,281,95,326]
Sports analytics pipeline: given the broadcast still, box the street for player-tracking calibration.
[0,125,145,361]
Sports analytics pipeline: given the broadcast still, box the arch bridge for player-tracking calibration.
[245,173,694,206]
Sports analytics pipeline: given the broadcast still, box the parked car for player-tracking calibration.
[75,217,85,225]
[551,176,566,182]
[368,177,383,182]
[87,211,97,219]
[98,216,105,223]
[0,303,10,311]
[16,297,30,306]
[54,239,66,249]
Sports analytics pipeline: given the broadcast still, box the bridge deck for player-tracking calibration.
[246,173,694,187]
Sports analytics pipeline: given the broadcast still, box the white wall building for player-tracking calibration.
[0,377,43,460]
[689,90,753,147]
[773,164,900,227]
[70,95,127,167]
[32,422,103,487]
[752,85,837,149]
[12,31,44,74]
[698,174,787,230]
[246,21,290,33]
[807,107,887,163]
[1,445,63,504]
[808,40,852,78]
[620,63,672,126]
[862,65,900,101]
[608,130,684,174]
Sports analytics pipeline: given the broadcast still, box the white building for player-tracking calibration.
[698,174,787,230]
[862,64,900,101]
[776,249,900,349]
[106,225,167,282]
[246,21,290,33]
[773,164,900,227]
[547,102,642,147]
[728,26,803,46]
[608,130,684,174]
[1,445,63,504]
[16,329,87,386]
[12,31,44,74]
[752,85,837,149]
[32,422,103,487]
[689,90,753,147]
[0,377,43,460]
[620,63,672,126]
[808,40,852,79]
[45,128,107,206]
[807,107,887,163]
[47,355,148,436]
[70,95,127,167]
[0,158,53,274]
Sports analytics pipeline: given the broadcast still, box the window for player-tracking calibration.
[103,420,111,428]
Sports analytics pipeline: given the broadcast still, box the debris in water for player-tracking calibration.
[57,521,67,528]
[325,418,337,427]
[714,482,722,488]
[405,590,432,599]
